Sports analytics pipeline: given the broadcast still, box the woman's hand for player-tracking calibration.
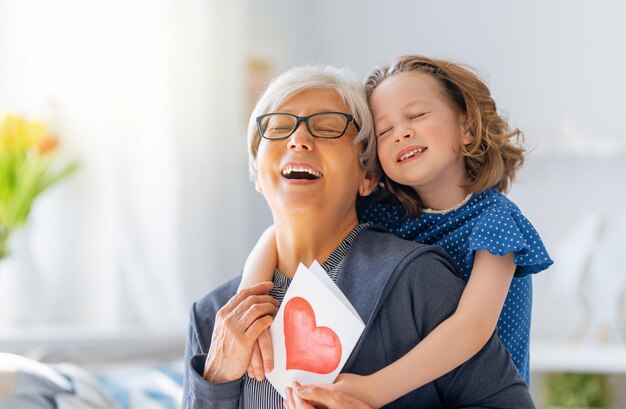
[284,382,373,409]
[203,281,278,383]
[246,328,274,381]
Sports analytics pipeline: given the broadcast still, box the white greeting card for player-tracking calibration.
[265,261,365,398]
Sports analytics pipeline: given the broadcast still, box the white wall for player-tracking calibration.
[246,0,626,344]
[0,0,255,331]
[258,0,626,156]
[2,2,625,392]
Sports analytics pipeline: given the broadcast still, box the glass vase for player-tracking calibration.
[0,226,44,327]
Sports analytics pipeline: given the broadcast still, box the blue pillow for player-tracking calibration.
[0,353,116,409]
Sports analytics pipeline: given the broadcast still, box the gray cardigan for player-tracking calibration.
[183,227,535,408]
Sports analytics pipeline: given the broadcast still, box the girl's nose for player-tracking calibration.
[395,127,415,143]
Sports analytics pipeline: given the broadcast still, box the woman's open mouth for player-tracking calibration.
[281,166,323,180]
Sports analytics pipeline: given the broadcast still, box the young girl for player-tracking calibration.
[241,55,552,407]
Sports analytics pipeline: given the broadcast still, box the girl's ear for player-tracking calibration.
[461,130,474,145]
[459,114,474,145]
[358,172,379,197]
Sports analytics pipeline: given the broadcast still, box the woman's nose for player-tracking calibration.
[288,123,314,151]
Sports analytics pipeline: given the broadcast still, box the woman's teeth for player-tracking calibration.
[399,148,424,162]
[281,166,322,179]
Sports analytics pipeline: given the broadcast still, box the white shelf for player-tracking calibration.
[531,342,626,374]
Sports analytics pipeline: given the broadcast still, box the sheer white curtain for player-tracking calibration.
[0,0,253,335]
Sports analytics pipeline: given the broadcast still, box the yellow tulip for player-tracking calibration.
[0,113,78,260]
[36,135,59,155]
[0,114,49,154]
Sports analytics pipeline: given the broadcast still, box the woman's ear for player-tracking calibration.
[358,172,379,197]
[255,175,263,193]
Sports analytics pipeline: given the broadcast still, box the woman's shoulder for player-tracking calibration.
[186,275,241,352]
[192,276,241,322]
[347,227,463,285]
[340,226,465,324]
[352,226,438,258]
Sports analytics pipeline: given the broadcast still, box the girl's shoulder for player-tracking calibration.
[356,193,407,228]
[467,188,537,243]
[458,188,531,229]
[466,188,553,276]
[471,188,522,214]
[355,188,523,233]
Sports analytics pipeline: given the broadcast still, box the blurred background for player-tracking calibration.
[1,0,625,407]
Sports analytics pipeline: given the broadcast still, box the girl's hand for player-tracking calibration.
[330,373,380,408]
[284,381,373,409]
[246,328,274,381]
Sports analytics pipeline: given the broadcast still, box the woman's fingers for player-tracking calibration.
[257,328,274,372]
[203,281,276,384]
[250,341,265,381]
[231,294,278,320]
[221,281,275,315]
[245,314,274,341]
[237,298,278,330]
[218,292,277,340]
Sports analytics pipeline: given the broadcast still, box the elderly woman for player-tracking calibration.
[183,66,533,409]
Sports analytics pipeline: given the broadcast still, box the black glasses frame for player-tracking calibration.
[256,111,361,140]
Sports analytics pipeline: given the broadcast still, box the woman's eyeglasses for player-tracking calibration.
[256,112,360,140]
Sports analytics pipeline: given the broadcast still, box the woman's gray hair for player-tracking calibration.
[247,65,379,180]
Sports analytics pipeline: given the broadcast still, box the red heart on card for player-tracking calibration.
[283,296,342,374]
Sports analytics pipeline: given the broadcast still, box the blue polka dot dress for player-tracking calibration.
[357,188,553,384]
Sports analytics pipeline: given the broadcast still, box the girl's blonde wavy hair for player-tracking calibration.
[365,55,525,217]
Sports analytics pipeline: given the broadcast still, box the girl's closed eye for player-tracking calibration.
[408,112,426,120]
[377,126,393,138]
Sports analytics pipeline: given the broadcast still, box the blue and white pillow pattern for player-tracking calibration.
[0,353,184,409]
[97,360,184,409]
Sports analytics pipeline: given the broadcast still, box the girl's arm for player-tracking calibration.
[239,225,278,381]
[240,225,277,290]
[334,250,516,408]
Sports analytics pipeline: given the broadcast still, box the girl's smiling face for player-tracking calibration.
[370,71,473,204]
